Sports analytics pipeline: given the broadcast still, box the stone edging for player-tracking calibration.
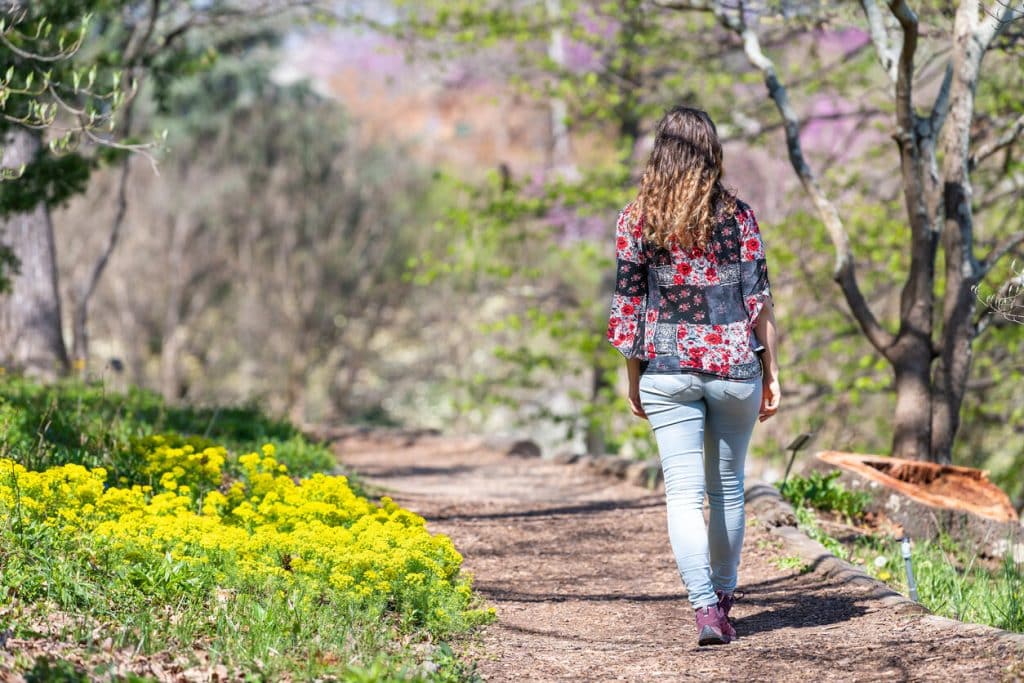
[745,480,1024,648]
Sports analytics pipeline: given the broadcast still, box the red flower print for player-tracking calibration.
[631,296,642,305]
[617,236,628,250]
[673,274,684,285]
[705,333,723,345]
[705,266,718,280]
[676,262,692,276]
[647,343,656,357]
[746,238,760,253]
[622,303,635,316]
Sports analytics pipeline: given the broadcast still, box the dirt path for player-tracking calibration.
[333,433,1023,682]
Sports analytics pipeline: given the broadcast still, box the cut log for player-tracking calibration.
[816,451,1021,556]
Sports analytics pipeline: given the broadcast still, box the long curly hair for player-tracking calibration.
[633,106,735,250]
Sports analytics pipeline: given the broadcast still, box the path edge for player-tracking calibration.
[745,480,1024,649]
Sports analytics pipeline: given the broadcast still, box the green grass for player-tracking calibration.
[0,377,488,681]
[772,554,811,574]
[0,377,335,481]
[789,501,1024,634]
[851,532,1024,632]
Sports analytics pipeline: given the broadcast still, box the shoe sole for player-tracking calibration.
[697,626,729,646]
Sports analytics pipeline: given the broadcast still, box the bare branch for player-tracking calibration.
[887,0,918,137]
[971,112,1024,169]
[860,0,899,82]
[652,0,714,10]
[929,63,953,136]
[981,231,1024,276]
[974,264,1024,334]
[977,0,1024,49]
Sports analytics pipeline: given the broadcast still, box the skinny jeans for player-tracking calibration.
[639,372,761,609]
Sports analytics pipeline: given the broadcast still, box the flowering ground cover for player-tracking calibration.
[0,379,490,681]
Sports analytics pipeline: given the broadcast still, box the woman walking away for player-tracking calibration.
[607,105,780,646]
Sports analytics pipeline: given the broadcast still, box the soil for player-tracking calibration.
[335,433,1024,683]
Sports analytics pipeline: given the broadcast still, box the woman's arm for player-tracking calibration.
[754,298,780,422]
[626,357,647,419]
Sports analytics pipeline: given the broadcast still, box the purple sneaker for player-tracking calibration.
[716,590,739,640]
[695,605,730,646]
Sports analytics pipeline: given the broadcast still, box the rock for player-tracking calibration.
[593,455,630,478]
[483,437,543,458]
[626,459,663,489]
[990,539,1024,564]
[550,450,581,465]
[746,482,797,527]
[506,439,542,458]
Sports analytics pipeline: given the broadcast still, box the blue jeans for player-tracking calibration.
[639,372,762,609]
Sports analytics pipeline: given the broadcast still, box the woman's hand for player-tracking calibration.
[625,358,648,419]
[759,374,780,422]
[628,388,648,420]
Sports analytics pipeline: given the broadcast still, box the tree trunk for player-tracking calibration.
[160,214,190,402]
[929,0,991,464]
[890,354,933,459]
[72,140,133,366]
[544,0,577,180]
[0,128,69,377]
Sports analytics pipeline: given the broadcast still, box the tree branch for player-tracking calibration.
[981,231,1024,276]
[971,112,1024,170]
[860,0,899,82]
[929,63,953,138]
[977,0,1024,49]
[975,268,1024,335]
[887,0,918,138]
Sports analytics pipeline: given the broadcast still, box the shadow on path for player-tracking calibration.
[428,496,665,522]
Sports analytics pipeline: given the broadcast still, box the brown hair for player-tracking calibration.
[633,106,735,250]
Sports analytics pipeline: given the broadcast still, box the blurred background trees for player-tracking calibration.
[3,1,1023,503]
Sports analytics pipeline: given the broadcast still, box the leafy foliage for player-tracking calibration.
[779,470,870,523]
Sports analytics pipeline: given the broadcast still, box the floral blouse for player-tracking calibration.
[606,198,771,380]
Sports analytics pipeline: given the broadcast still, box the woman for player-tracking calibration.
[607,106,780,646]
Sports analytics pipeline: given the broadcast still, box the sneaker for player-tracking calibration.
[695,605,730,646]
[715,590,740,640]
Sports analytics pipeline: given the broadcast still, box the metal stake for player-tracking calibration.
[781,432,813,490]
[902,537,919,602]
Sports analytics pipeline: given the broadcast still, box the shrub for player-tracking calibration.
[778,470,870,522]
